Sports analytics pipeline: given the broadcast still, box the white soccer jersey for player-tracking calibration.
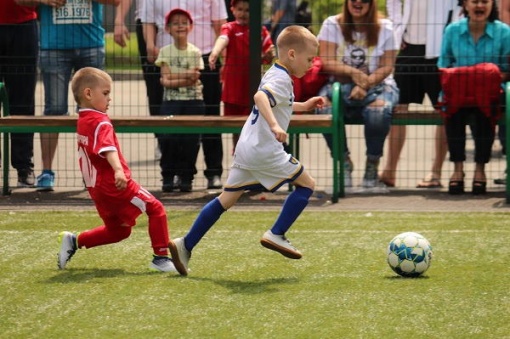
[233,62,294,170]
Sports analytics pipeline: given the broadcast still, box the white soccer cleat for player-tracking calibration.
[57,231,77,269]
[149,256,178,273]
[260,230,302,259]
[168,238,190,276]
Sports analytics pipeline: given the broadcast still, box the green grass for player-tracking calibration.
[1,210,509,338]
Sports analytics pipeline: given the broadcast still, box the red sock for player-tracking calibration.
[147,200,169,256]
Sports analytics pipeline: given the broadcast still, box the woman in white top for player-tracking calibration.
[317,0,399,190]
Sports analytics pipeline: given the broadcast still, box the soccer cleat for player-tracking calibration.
[149,255,177,273]
[207,175,222,189]
[168,237,190,276]
[36,170,55,191]
[17,169,35,187]
[57,231,77,269]
[260,230,302,259]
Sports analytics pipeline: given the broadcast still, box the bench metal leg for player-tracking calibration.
[2,132,10,195]
[506,83,510,203]
[331,82,343,202]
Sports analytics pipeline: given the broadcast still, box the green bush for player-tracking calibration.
[104,33,141,71]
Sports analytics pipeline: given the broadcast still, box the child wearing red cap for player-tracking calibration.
[155,9,205,193]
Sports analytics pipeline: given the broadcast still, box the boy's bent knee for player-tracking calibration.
[294,172,315,191]
[146,199,166,218]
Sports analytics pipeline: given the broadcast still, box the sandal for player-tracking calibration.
[472,180,487,195]
[378,171,395,187]
[448,180,465,195]
[416,174,443,188]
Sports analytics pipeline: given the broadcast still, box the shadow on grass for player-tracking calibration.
[44,268,157,284]
[187,276,300,295]
[384,275,431,280]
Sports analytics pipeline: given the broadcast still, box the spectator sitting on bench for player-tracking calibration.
[317,0,399,191]
[438,0,510,195]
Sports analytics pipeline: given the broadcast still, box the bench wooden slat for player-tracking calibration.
[0,112,341,202]
[0,114,333,128]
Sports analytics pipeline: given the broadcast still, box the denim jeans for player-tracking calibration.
[318,80,400,160]
[40,48,105,115]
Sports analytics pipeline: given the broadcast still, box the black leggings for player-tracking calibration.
[0,19,38,171]
[445,108,495,164]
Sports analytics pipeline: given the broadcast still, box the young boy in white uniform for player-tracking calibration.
[166,25,325,276]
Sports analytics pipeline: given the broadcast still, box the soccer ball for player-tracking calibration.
[387,232,433,277]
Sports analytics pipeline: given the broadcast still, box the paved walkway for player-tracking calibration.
[1,187,509,212]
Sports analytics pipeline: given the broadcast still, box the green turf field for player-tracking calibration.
[1,210,508,338]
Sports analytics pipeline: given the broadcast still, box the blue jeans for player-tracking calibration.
[319,81,400,160]
[40,48,105,115]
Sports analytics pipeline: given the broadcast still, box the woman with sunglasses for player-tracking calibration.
[317,0,400,191]
[439,0,510,195]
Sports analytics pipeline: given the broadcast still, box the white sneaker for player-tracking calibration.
[57,231,77,269]
[359,181,390,194]
[168,238,190,276]
[149,256,177,273]
[260,230,302,259]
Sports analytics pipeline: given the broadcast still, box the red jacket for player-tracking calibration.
[438,63,503,123]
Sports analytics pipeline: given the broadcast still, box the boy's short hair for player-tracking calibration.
[71,67,112,105]
[165,8,193,26]
[276,25,318,52]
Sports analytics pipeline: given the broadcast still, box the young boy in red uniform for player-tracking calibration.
[57,67,179,273]
[208,0,275,149]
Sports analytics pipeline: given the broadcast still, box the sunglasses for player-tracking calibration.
[350,0,372,3]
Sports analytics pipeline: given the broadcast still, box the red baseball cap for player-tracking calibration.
[165,8,193,26]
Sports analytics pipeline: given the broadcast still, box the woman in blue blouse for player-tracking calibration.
[439,0,510,194]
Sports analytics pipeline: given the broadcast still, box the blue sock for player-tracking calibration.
[271,186,313,235]
[184,197,225,251]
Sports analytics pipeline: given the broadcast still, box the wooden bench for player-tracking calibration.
[331,81,510,203]
[0,82,342,201]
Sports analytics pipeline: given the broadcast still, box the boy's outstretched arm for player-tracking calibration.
[293,96,325,113]
[209,37,228,70]
[104,151,128,190]
[253,91,287,143]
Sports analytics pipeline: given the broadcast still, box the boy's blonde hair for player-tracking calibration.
[276,25,318,54]
[71,67,112,105]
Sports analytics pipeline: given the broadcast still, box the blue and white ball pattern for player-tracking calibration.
[387,232,433,277]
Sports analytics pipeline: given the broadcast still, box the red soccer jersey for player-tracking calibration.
[0,0,36,24]
[220,22,273,106]
[77,109,139,200]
